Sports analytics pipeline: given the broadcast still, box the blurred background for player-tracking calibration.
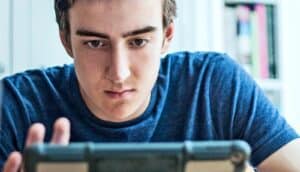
[0,0,299,132]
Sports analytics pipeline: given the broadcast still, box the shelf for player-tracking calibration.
[225,0,277,5]
[256,78,282,110]
[255,78,281,91]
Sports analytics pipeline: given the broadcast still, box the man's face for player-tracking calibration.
[63,0,173,122]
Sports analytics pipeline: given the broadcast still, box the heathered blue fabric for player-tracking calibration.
[0,52,298,170]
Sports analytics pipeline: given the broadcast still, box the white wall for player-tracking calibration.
[278,1,300,132]
[0,0,11,77]
[8,0,72,75]
[30,1,71,69]
[12,0,33,73]
[169,1,211,52]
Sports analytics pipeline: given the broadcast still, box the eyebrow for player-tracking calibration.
[76,29,109,39]
[122,26,157,37]
[76,26,157,39]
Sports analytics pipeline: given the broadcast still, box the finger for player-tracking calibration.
[3,152,22,172]
[25,123,46,147]
[50,117,70,145]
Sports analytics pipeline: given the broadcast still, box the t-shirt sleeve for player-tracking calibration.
[0,79,31,171]
[209,54,299,166]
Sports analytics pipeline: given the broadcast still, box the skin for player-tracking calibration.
[61,0,173,122]
[257,138,300,171]
[3,0,300,171]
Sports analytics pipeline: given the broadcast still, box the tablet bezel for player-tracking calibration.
[23,140,251,172]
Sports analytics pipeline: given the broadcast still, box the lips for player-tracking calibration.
[104,89,135,99]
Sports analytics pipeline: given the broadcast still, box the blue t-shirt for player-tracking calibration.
[0,52,298,169]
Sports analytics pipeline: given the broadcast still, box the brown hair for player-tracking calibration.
[54,0,177,35]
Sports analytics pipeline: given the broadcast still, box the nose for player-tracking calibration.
[105,47,131,83]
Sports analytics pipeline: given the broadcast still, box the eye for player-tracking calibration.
[84,40,108,49]
[128,38,149,48]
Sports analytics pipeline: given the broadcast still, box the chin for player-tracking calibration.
[105,106,139,122]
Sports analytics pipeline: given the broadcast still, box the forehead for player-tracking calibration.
[68,0,163,32]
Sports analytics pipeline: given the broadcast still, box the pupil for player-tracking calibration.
[92,41,99,47]
[135,39,142,45]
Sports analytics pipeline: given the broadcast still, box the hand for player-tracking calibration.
[3,117,70,172]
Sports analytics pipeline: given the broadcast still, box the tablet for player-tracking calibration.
[23,140,251,172]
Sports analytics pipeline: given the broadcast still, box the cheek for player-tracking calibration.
[130,49,161,83]
[74,55,101,80]
[73,51,108,89]
[77,56,103,71]
[73,45,106,74]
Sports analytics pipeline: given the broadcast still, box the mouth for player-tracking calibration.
[104,89,136,99]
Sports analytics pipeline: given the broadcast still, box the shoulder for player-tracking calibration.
[1,64,74,92]
[1,64,75,115]
[163,51,233,62]
[1,64,75,128]
[160,51,242,83]
[162,51,238,72]
[2,64,74,85]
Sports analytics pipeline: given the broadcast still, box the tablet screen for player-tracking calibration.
[186,160,234,172]
[37,162,88,172]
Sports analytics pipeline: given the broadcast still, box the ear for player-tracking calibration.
[161,22,175,54]
[59,31,74,58]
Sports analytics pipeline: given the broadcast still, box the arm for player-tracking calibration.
[257,138,300,172]
[208,54,299,168]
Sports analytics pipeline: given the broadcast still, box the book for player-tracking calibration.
[224,3,278,80]
[250,8,260,78]
[224,6,238,60]
[236,5,252,74]
[256,4,269,79]
[266,5,277,78]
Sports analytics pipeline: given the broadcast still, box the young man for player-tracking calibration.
[1,0,300,171]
